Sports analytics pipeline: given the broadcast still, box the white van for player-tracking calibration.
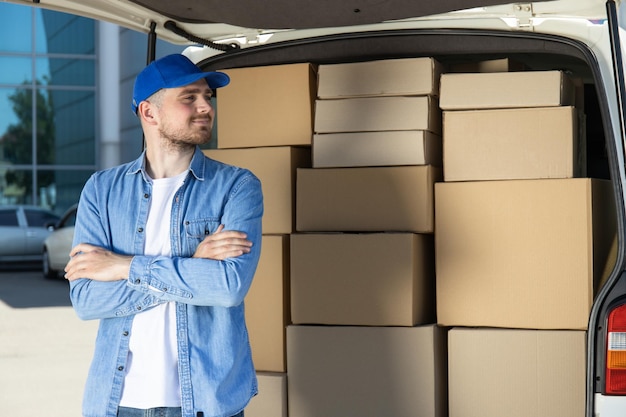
[10,1,626,416]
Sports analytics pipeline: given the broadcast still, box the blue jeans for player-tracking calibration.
[117,407,243,417]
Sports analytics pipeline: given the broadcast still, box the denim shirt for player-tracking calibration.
[69,146,263,417]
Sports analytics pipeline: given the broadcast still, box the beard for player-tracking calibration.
[158,116,213,151]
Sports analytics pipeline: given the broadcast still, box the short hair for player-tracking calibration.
[146,89,166,109]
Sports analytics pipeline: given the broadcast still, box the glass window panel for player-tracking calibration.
[39,58,95,86]
[43,89,96,165]
[0,209,19,226]
[40,10,95,55]
[0,87,34,165]
[34,9,48,54]
[34,58,51,86]
[1,169,32,205]
[0,3,33,53]
[38,169,93,211]
[0,57,34,85]
[0,87,22,151]
[35,88,56,165]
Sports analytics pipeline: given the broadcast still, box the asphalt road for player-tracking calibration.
[0,263,98,416]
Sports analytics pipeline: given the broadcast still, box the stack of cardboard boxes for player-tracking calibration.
[290,58,446,417]
[206,63,318,417]
[210,58,617,417]
[437,70,616,417]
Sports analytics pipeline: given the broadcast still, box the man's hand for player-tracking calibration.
[65,243,132,282]
[193,224,252,260]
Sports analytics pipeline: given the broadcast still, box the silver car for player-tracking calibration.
[42,204,77,279]
[0,205,60,264]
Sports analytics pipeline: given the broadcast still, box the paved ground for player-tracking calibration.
[0,264,98,416]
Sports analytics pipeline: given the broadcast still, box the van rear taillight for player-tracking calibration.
[606,304,626,394]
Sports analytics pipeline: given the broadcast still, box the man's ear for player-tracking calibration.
[138,101,158,124]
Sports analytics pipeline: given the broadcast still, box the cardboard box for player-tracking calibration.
[246,372,288,417]
[290,233,435,326]
[443,106,581,181]
[317,57,443,98]
[439,70,575,110]
[204,147,310,234]
[448,328,585,417]
[447,58,526,73]
[245,235,289,372]
[313,130,441,168]
[296,165,440,233]
[435,179,617,329]
[287,325,447,417]
[217,63,316,148]
[314,96,441,134]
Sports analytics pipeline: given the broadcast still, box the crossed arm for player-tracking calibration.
[64,224,252,282]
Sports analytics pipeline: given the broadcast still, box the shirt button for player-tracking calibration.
[137,227,144,233]
[135,279,141,284]
[118,366,124,371]
[122,331,129,336]
[137,306,142,311]
[143,193,149,198]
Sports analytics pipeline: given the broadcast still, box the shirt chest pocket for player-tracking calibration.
[183,218,221,247]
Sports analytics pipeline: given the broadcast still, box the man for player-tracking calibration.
[65,54,263,417]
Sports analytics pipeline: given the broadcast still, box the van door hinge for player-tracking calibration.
[513,3,534,31]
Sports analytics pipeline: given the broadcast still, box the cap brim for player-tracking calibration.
[166,71,230,90]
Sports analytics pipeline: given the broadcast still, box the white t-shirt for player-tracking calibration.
[119,171,187,408]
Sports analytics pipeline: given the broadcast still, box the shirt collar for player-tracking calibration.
[125,146,206,182]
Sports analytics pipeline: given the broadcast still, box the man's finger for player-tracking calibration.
[69,242,96,258]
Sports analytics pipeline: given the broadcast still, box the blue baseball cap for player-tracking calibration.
[131,54,230,114]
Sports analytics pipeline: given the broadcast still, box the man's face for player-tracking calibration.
[156,78,215,147]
